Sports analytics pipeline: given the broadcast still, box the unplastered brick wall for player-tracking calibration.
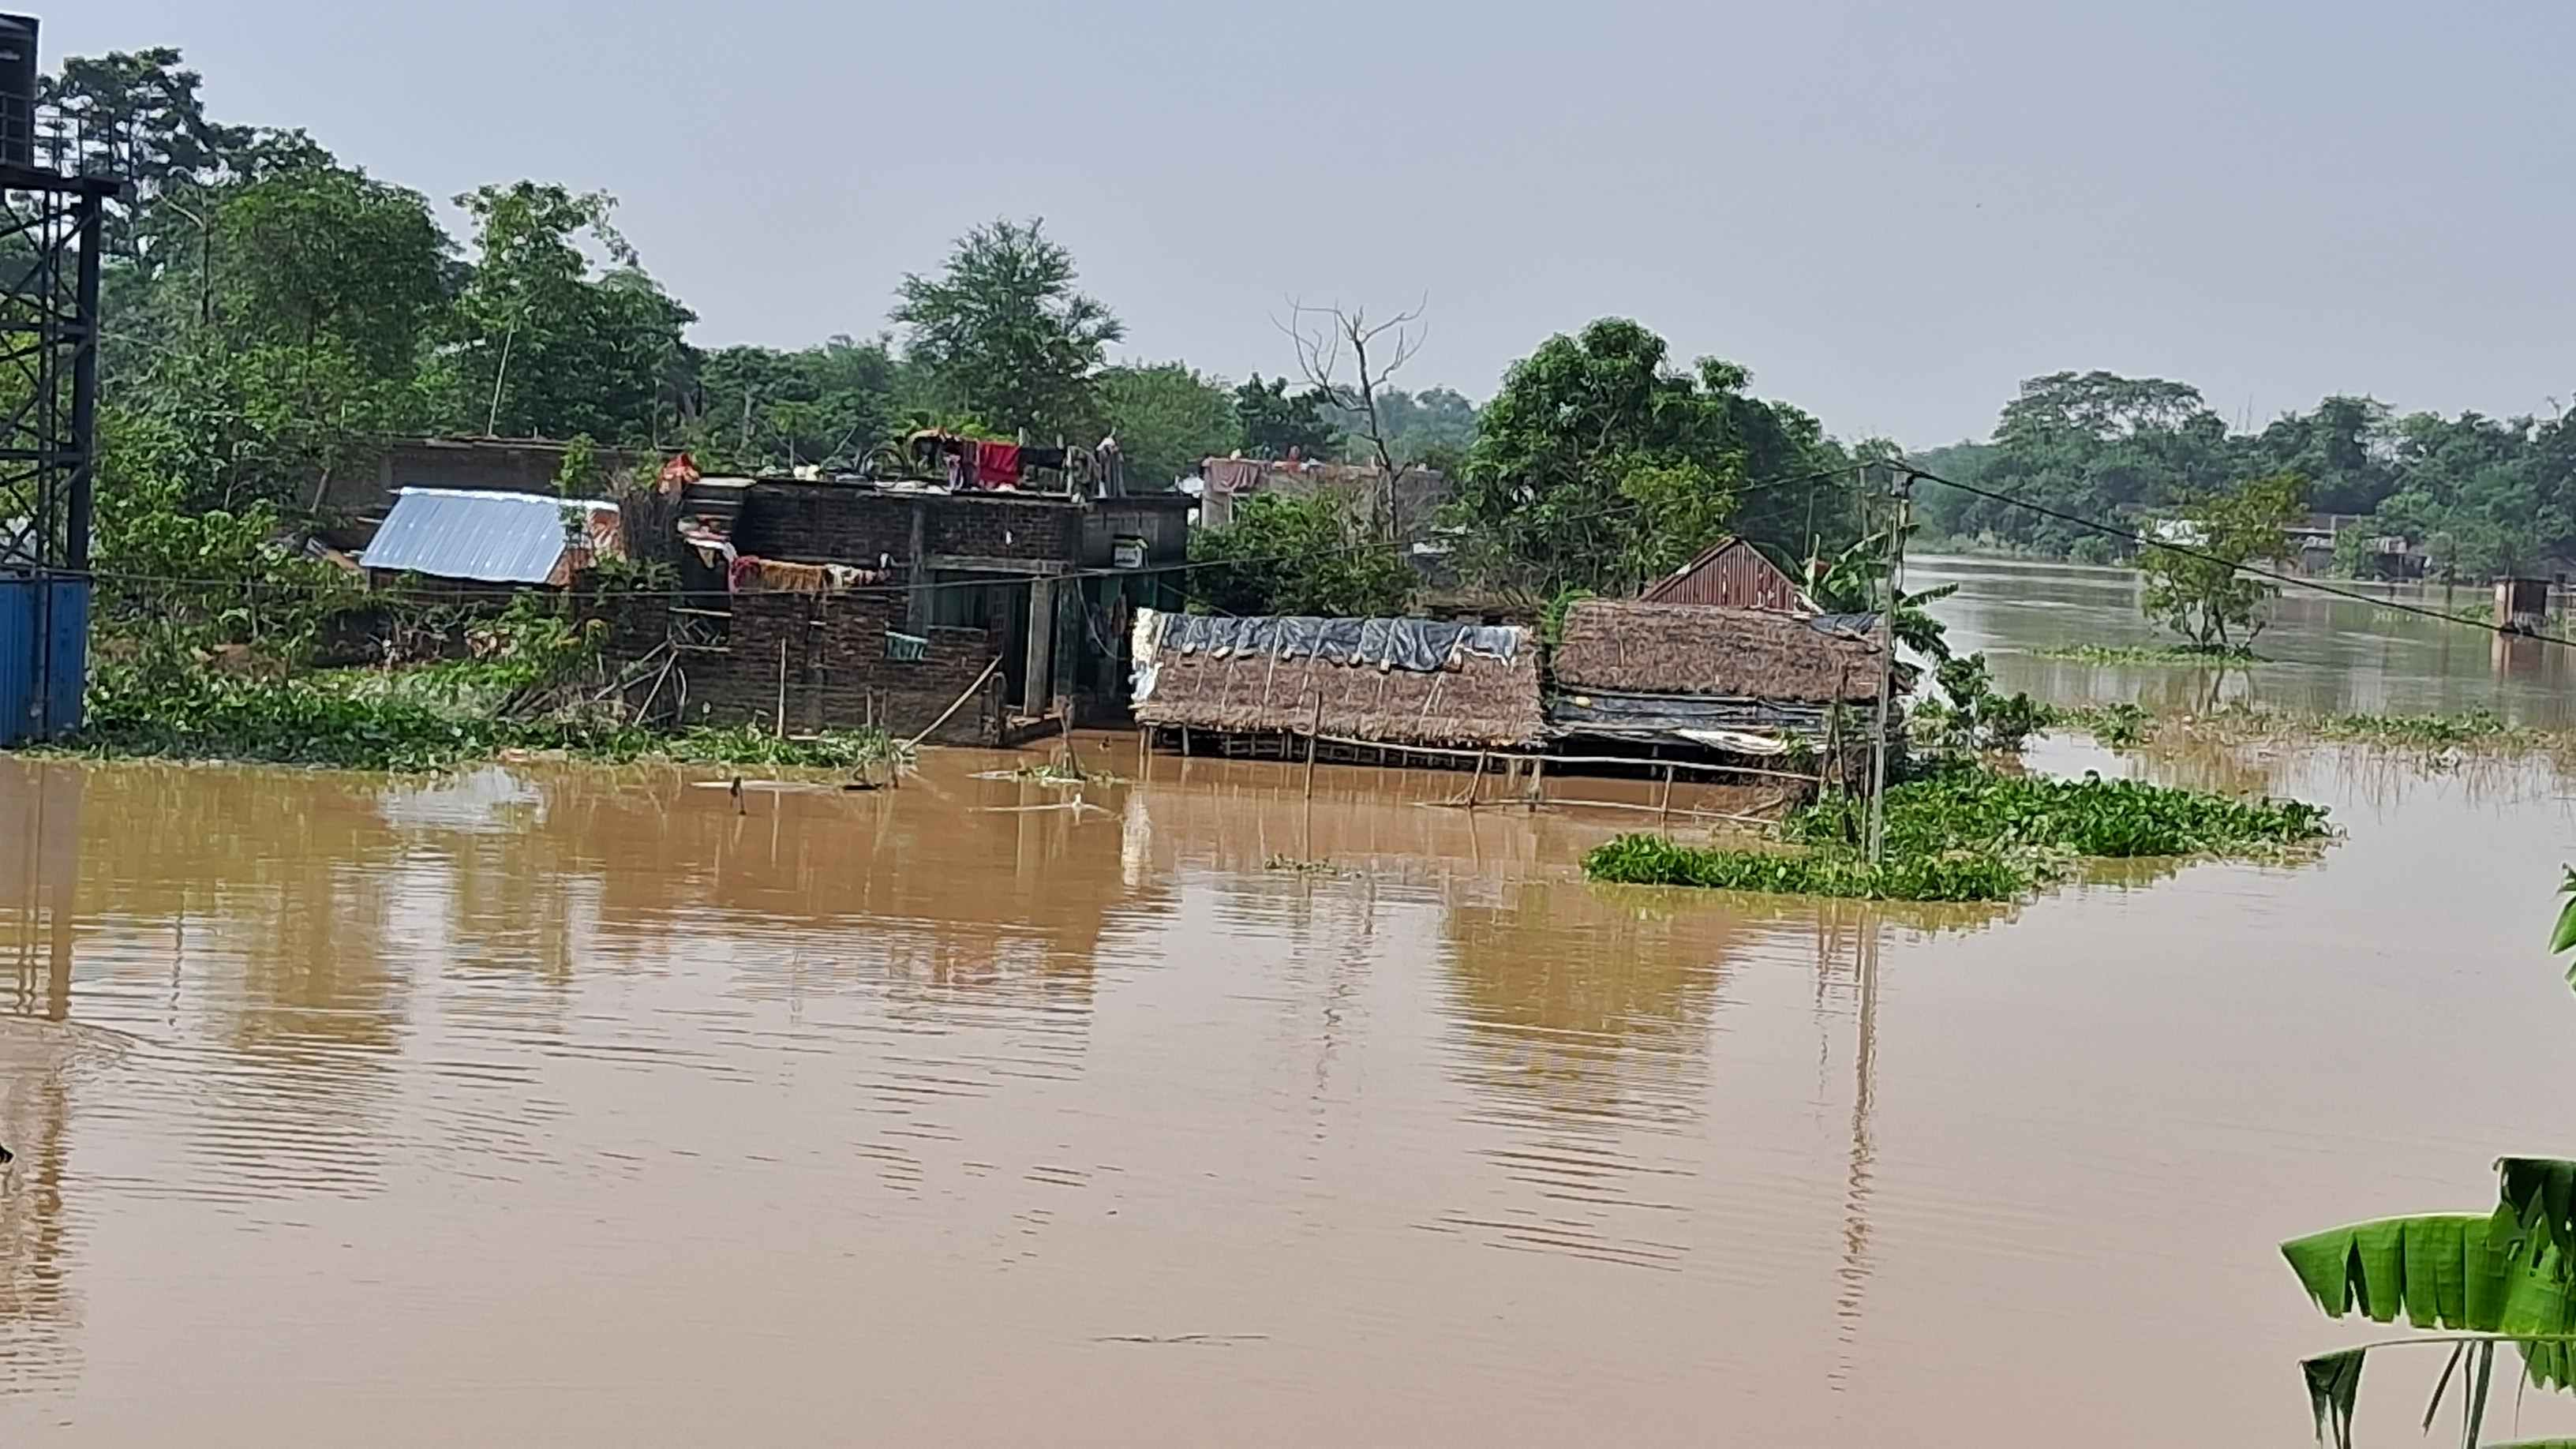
[686,590,1002,746]
[732,485,1084,566]
[924,497,1080,560]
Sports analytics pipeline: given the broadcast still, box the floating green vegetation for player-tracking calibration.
[988,761,1123,786]
[1264,855,1347,876]
[2029,643,2265,665]
[2049,701,2565,755]
[1582,763,2331,903]
[63,665,909,773]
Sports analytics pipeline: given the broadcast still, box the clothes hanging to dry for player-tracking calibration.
[974,440,1022,489]
[1202,457,1267,495]
[728,555,889,593]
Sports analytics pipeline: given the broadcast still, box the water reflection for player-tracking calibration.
[4,739,2567,1446]
[0,764,80,1397]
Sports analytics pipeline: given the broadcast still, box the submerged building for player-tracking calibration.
[1129,600,1894,783]
[633,474,1194,745]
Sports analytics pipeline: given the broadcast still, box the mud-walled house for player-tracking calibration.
[643,470,1193,745]
[1127,600,1896,801]
[1548,600,1893,773]
[1128,611,1546,754]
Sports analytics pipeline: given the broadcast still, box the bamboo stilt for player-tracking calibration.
[1304,695,1322,799]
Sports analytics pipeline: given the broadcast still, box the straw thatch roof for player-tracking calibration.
[1132,611,1545,748]
[1553,601,1885,704]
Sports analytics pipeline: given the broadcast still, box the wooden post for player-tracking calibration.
[1657,762,1675,829]
[1866,476,1905,864]
[776,638,788,739]
[1181,724,1192,757]
[1526,754,1545,811]
[1466,751,1488,809]
[1138,725,1150,778]
[1304,695,1322,799]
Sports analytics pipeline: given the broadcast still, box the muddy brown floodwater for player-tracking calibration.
[6,573,2576,1445]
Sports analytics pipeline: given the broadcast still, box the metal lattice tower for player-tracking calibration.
[0,105,122,576]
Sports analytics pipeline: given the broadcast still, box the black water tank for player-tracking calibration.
[0,15,36,170]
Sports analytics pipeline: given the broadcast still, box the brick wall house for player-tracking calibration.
[635,481,1195,741]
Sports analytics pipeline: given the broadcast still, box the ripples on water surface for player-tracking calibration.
[3,571,2576,1444]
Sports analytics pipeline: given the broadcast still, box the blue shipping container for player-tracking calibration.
[0,576,90,746]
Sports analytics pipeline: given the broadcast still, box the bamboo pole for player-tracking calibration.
[1526,754,1544,810]
[1466,751,1488,808]
[1304,695,1323,799]
[1866,475,1906,863]
[904,654,1004,750]
[775,639,788,739]
[1657,762,1675,829]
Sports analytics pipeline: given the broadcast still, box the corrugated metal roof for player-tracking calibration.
[361,489,617,585]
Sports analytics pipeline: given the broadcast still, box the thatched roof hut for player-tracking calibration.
[1554,601,1886,704]
[1130,609,1545,749]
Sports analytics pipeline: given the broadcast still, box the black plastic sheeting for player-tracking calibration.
[1155,613,1521,673]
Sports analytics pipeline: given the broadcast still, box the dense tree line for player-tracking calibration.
[1912,372,2576,580]
[54,50,1466,569]
[63,43,2559,639]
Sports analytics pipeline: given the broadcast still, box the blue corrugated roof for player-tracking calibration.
[362,489,616,585]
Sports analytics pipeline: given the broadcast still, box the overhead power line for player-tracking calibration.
[1899,463,2576,652]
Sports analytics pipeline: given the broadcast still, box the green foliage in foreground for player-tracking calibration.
[67,665,909,773]
[2278,882,2576,1447]
[1582,764,2329,903]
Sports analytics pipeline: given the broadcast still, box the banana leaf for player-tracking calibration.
[2503,1157,2576,1268]
[2281,1209,2576,1390]
[2550,867,2576,959]
[2304,1349,2364,1449]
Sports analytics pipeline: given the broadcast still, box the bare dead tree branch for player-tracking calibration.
[1270,295,1429,538]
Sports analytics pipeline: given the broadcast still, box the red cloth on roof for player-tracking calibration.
[974,440,1021,488]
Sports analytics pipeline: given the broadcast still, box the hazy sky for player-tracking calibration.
[62,1,2576,444]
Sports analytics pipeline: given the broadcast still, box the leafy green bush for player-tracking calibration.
[1583,762,2330,902]
[1914,651,2050,754]
[1793,762,2329,859]
[70,664,908,773]
[1583,833,2031,902]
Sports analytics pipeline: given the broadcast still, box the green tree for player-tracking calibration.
[1234,373,1342,459]
[2137,471,2305,652]
[449,182,693,441]
[1316,384,1481,465]
[686,336,898,473]
[39,48,251,277]
[1092,362,1239,490]
[210,163,454,377]
[1953,371,2233,556]
[2246,395,2398,517]
[891,217,1122,437]
[1448,318,1848,601]
[1188,492,1413,617]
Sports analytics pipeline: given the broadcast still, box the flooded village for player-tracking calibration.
[14,6,2576,1446]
